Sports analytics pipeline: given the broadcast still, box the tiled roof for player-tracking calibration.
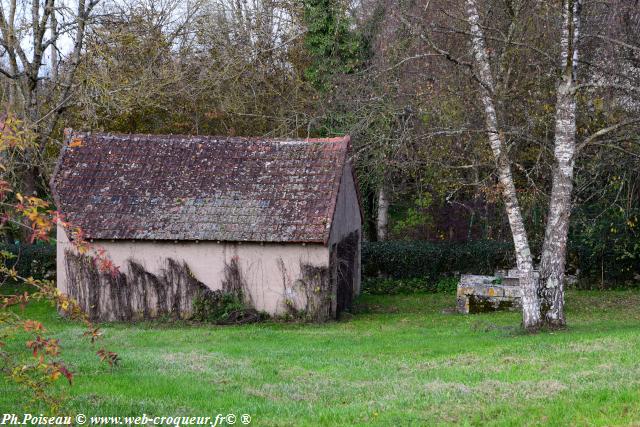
[51,131,351,243]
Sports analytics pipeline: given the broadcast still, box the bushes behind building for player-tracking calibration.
[0,243,56,281]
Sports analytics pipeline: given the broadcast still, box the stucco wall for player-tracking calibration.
[328,162,362,295]
[56,162,362,320]
[57,224,330,317]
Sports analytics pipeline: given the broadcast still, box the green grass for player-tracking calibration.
[2,290,640,426]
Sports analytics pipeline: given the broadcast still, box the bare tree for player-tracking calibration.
[464,0,541,330]
[395,0,639,330]
[0,0,100,194]
[537,0,582,326]
[377,185,389,240]
[464,0,640,329]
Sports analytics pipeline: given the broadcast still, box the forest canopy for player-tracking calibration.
[0,0,637,288]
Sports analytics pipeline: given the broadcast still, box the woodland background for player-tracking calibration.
[0,0,638,285]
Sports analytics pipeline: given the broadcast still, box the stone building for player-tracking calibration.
[51,130,362,321]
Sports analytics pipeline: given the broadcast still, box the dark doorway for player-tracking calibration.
[335,230,359,316]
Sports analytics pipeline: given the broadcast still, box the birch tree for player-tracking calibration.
[538,0,582,327]
[462,0,639,329]
[539,0,640,325]
[462,0,584,329]
[377,186,389,240]
[464,0,541,330]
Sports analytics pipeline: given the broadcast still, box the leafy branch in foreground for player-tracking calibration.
[0,114,119,412]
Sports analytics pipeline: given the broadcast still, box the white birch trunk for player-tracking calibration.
[377,186,389,241]
[465,0,542,330]
[539,0,582,328]
[50,6,58,82]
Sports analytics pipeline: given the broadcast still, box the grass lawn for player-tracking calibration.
[2,290,640,426]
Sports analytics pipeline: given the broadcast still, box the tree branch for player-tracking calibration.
[576,119,640,152]
[395,11,488,92]
[591,33,640,53]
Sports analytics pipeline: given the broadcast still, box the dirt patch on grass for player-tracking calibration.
[424,380,472,395]
[246,377,337,403]
[476,379,567,399]
[161,351,249,373]
[562,337,626,353]
[424,379,567,401]
[414,352,545,376]
[569,364,640,386]
[416,353,484,370]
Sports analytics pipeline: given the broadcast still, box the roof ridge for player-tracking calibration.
[64,130,349,145]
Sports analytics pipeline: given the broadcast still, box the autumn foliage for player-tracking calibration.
[0,115,118,412]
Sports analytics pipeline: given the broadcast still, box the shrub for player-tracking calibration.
[192,290,263,324]
[568,217,640,286]
[362,276,461,295]
[362,277,433,295]
[362,240,514,281]
[435,276,459,293]
[0,242,56,280]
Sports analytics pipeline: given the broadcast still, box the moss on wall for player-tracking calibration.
[64,251,208,321]
[222,256,252,305]
[299,263,332,322]
[276,258,332,322]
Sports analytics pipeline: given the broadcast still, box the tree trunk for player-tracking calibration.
[465,0,542,330]
[364,190,378,241]
[20,166,39,196]
[0,0,97,213]
[50,6,58,82]
[539,0,582,328]
[18,165,40,243]
[539,79,575,328]
[377,186,389,241]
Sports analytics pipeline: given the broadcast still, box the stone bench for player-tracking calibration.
[456,273,523,314]
[456,269,576,314]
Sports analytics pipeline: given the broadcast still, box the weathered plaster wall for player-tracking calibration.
[55,162,362,322]
[328,162,362,296]
[57,224,330,319]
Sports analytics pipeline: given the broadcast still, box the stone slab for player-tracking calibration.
[457,273,522,314]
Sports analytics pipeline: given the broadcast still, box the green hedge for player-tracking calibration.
[0,243,56,280]
[568,240,640,285]
[362,240,514,281]
[362,276,459,295]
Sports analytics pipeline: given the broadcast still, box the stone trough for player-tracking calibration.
[456,269,531,314]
